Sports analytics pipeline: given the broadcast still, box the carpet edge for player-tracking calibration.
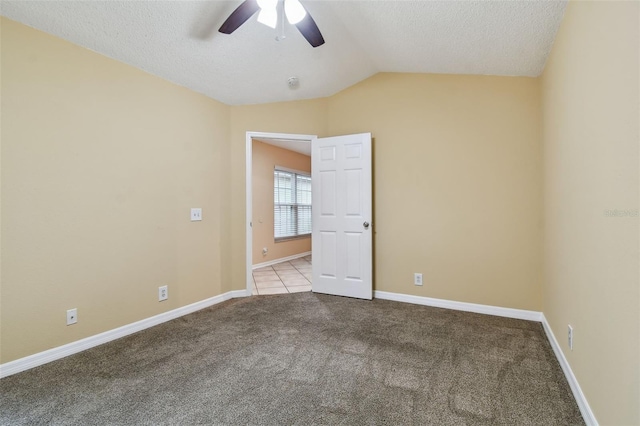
[0,289,248,379]
[373,290,542,321]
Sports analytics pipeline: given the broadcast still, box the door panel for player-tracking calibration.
[319,171,337,216]
[345,232,362,280]
[345,169,362,215]
[312,133,372,300]
[320,231,337,278]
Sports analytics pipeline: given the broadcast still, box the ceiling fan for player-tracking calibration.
[219,0,325,48]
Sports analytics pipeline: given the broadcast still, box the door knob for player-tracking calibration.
[363,221,370,229]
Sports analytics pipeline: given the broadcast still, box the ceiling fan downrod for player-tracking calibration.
[276,0,286,41]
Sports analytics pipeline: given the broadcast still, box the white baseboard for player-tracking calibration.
[0,286,597,426]
[541,314,598,426]
[374,290,542,322]
[252,251,311,270]
[0,289,248,379]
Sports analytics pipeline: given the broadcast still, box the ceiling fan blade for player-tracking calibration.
[219,0,260,34]
[295,11,325,48]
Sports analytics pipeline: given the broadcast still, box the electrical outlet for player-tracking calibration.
[414,273,423,286]
[190,208,202,221]
[262,247,268,256]
[66,308,78,325]
[568,325,573,350]
[159,285,168,301]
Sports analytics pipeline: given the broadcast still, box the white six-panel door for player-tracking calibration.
[311,133,372,300]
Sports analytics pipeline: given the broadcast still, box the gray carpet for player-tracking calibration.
[0,292,584,425]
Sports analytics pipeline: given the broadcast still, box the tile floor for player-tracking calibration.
[252,255,312,295]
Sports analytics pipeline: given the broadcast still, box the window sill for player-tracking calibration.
[275,234,311,243]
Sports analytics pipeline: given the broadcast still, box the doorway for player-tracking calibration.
[245,132,316,296]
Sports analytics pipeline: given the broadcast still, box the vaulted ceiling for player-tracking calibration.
[0,1,567,105]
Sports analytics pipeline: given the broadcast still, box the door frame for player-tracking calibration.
[245,131,317,295]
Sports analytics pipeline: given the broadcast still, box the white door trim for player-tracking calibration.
[245,132,317,295]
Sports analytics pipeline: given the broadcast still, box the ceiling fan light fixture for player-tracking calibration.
[284,0,307,25]
[257,8,277,28]
[257,0,277,10]
[257,0,278,28]
[218,0,323,48]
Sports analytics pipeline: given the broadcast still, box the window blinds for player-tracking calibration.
[274,169,312,240]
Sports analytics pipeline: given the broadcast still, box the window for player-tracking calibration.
[274,168,311,240]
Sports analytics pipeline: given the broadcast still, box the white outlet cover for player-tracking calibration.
[66,308,78,325]
[414,273,423,286]
[159,285,168,301]
[190,208,202,221]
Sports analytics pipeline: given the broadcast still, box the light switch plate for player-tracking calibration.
[190,208,202,221]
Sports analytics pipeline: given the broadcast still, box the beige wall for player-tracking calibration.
[252,140,311,264]
[541,2,640,424]
[0,18,231,363]
[5,10,638,424]
[0,20,544,363]
[228,76,544,313]
[327,73,543,311]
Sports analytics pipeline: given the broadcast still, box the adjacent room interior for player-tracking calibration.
[251,137,313,295]
[0,1,638,425]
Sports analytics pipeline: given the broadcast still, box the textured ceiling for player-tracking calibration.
[0,1,566,106]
